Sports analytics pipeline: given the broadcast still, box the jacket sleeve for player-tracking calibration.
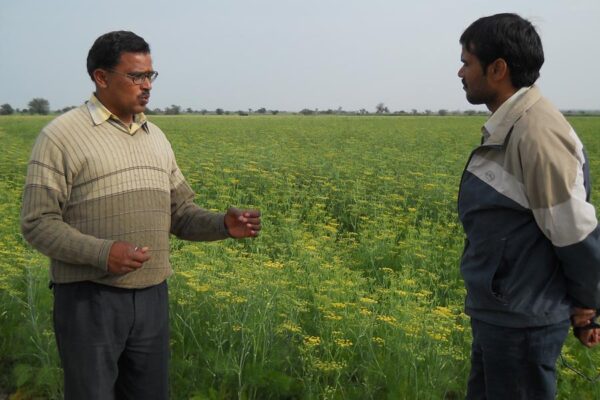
[20,131,113,270]
[519,123,600,308]
[168,148,229,241]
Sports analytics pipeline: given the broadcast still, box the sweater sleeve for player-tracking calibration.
[520,124,600,308]
[168,150,229,241]
[20,131,114,270]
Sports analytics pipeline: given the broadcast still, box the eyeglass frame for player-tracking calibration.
[106,69,159,85]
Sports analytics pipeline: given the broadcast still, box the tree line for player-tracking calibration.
[2,99,598,117]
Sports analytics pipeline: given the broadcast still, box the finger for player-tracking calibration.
[243,210,261,218]
[246,223,261,231]
[575,312,596,320]
[572,315,593,327]
[573,309,596,318]
[577,307,596,313]
[131,249,151,263]
[243,217,261,225]
[578,332,592,347]
[574,319,592,328]
[127,260,144,269]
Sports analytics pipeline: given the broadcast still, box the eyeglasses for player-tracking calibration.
[107,69,159,85]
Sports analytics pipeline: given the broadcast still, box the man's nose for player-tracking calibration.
[141,77,152,90]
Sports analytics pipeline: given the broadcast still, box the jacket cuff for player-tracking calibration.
[220,214,233,239]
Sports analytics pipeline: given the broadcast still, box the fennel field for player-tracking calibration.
[1,115,600,399]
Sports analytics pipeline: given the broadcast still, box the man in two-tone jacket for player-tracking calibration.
[457,13,600,399]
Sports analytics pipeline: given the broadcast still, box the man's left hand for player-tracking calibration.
[572,307,597,327]
[224,207,261,238]
[576,328,600,348]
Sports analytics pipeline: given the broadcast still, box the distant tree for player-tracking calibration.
[215,108,224,115]
[411,109,418,115]
[299,108,315,115]
[256,107,267,114]
[186,107,193,114]
[375,103,389,114]
[424,109,432,115]
[359,108,368,115]
[464,110,477,116]
[57,106,76,114]
[270,110,279,115]
[237,110,248,116]
[165,105,181,115]
[200,109,208,115]
[438,109,448,116]
[28,98,50,115]
[0,103,14,115]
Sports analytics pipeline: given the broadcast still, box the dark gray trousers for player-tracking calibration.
[466,318,570,400]
[53,280,170,400]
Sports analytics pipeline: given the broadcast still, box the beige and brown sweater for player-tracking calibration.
[21,99,227,288]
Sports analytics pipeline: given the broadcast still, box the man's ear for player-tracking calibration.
[92,69,109,89]
[488,58,509,82]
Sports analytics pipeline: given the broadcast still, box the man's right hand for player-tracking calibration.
[575,328,600,348]
[107,241,151,275]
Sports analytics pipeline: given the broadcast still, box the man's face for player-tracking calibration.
[100,52,153,122]
[458,47,494,106]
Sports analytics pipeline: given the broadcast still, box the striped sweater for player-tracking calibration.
[21,99,228,288]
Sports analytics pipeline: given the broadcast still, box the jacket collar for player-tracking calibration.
[484,85,542,146]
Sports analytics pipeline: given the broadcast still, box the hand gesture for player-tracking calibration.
[224,207,261,238]
[107,241,151,275]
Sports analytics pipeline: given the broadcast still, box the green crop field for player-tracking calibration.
[1,115,600,399]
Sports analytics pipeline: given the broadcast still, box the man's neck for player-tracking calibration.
[487,82,518,114]
[94,92,133,124]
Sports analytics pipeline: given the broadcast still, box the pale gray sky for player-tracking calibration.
[1,0,598,112]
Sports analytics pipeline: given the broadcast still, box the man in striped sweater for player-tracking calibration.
[21,31,261,399]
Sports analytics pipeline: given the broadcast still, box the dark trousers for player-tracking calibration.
[53,281,170,400]
[466,318,570,400]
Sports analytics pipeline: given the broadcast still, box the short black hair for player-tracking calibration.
[460,13,544,88]
[86,31,150,81]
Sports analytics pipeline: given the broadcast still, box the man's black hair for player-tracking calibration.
[460,13,544,88]
[86,31,150,81]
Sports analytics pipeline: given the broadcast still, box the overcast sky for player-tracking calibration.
[1,0,598,112]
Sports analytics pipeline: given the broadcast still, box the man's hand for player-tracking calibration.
[107,241,151,275]
[224,207,261,238]
[572,307,600,348]
[576,328,600,348]
[572,307,597,327]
